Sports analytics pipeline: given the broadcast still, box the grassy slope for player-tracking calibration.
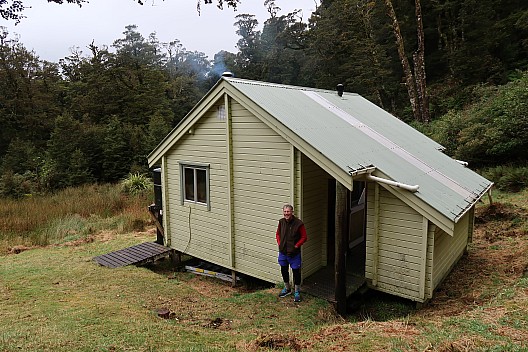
[1,230,336,352]
[1,189,527,351]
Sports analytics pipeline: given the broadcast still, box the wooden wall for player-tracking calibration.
[300,154,329,278]
[432,210,470,289]
[230,100,291,283]
[365,183,426,301]
[165,103,231,267]
[164,98,291,283]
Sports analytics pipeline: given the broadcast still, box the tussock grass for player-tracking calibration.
[0,183,151,253]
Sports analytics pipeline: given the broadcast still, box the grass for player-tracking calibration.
[1,231,335,351]
[1,185,527,351]
[0,183,151,253]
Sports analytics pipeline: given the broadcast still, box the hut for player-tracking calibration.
[147,76,493,312]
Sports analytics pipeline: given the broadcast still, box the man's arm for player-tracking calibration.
[276,223,281,245]
[294,224,307,248]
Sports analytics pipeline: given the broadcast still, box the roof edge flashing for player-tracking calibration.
[454,182,494,223]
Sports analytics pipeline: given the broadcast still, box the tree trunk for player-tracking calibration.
[358,0,385,109]
[385,0,419,121]
[414,0,430,123]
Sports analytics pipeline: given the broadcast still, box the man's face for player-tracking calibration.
[283,207,292,221]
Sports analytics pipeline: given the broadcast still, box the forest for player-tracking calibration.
[1,0,527,198]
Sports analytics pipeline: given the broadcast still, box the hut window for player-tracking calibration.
[180,163,210,209]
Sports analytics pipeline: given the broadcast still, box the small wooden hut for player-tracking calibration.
[148,77,493,312]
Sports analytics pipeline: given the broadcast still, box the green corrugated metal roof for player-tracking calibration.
[225,77,492,223]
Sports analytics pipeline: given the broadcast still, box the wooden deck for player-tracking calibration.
[303,243,367,302]
[93,242,172,268]
[303,266,366,302]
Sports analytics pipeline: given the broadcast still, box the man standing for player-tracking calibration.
[276,204,307,302]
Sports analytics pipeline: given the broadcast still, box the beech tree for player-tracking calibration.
[385,0,429,123]
[233,13,263,79]
[306,0,395,107]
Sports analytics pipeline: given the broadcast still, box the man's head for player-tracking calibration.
[282,204,294,221]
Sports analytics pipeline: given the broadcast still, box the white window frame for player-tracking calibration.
[179,162,210,210]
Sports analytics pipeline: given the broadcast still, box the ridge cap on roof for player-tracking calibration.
[224,77,360,96]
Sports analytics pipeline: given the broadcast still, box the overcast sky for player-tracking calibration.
[1,0,317,63]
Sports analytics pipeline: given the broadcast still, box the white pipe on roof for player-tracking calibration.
[455,159,469,167]
[366,174,420,193]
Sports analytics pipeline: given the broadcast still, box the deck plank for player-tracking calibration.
[93,242,172,268]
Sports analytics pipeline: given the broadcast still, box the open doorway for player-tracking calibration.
[303,180,367,301]
[347,181,366,277]
[326,180,366,280]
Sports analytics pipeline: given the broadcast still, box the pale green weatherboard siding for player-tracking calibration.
[301,154,330,278]
[425,222,436,299]
[230,100,291,283]
[366,183,425,301]
[165,104,231,267]
[432,210,471,288]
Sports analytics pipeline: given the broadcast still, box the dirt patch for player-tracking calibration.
[300,321,421,351]
[187,276,240,299]
[475,203,523,223]
[253,334,301,351]
[7,245,34,254]
[94,230,120,242]
[61,235,96,247]
[203,317,232,330]
[429,337,483,352]
[475,203,528,242]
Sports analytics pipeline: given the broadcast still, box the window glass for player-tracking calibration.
[184,167,195,201]
[181,163,209,208]
[196,169,207,203]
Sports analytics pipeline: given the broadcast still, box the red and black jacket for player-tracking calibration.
[276,216,307,256]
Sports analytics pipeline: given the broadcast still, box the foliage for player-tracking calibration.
[1,1,528,195]
[0,26,211,192]
[483,165,528,192]
[0,170,37,198]
[120,172,153,196]
[0,0,85,23]
[427,72,528,165]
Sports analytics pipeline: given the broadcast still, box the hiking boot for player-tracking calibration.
[278,288,291,298]
[293,291,301,302]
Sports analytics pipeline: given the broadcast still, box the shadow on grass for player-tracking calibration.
[141,256,274,292]
[347,289,416,322]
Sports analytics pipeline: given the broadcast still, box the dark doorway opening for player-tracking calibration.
[303,180,366,302]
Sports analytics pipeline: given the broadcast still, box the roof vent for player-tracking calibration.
[337,84,344,97]
[222,71,234,78]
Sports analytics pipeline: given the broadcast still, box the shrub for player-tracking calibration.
[482,165,528,192]
[426,71,528,166]
[120,172,153,196]
[0,171,38,198]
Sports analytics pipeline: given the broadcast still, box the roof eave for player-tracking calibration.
[454,182,494,223]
